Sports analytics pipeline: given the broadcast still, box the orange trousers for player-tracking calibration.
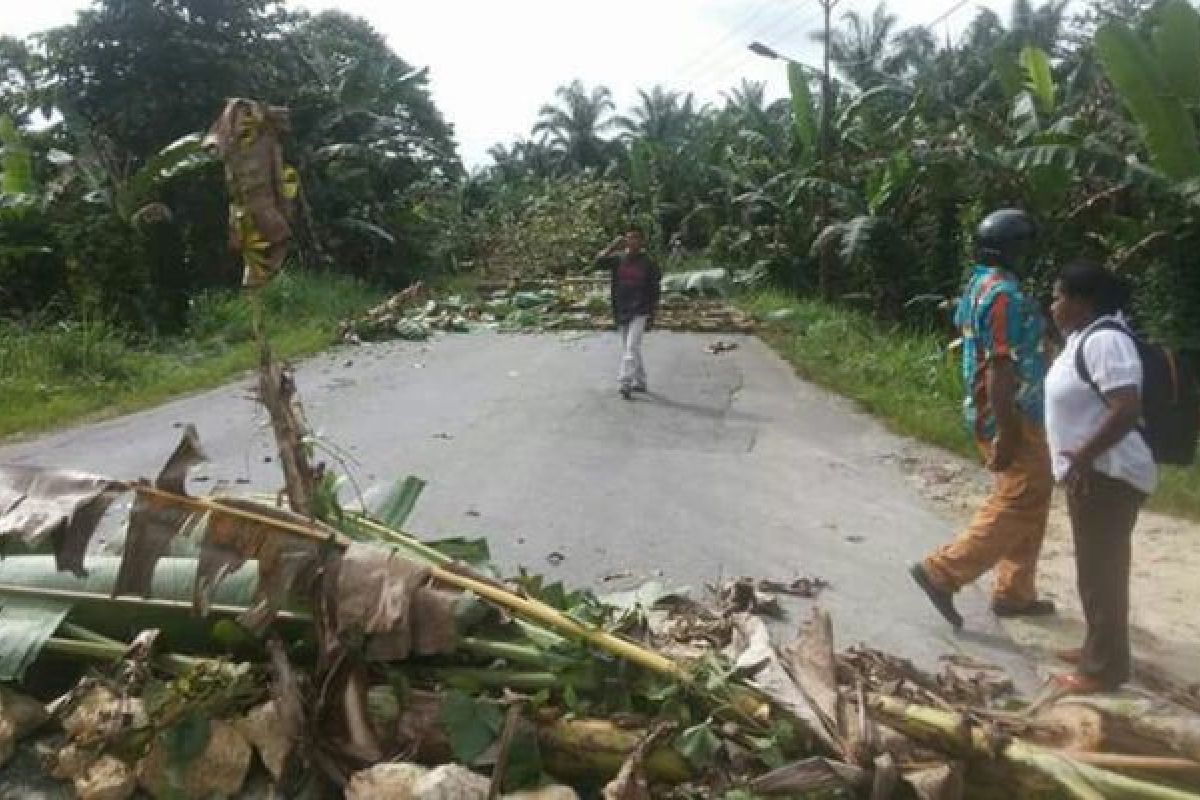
[922,420,1052,605]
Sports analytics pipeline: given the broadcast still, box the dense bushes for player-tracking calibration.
[0,1,463,332]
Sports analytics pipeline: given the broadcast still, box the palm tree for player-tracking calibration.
[486,137,557,181]
[828,3,900,88]
[532,79,617,172]
[1009,0,1070,52]
[722,79,768,117]
[616,86,695,144]
[883,26,938,78]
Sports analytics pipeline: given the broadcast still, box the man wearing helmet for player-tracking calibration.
[909,210,1055,629]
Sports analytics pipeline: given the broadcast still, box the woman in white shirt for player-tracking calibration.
[1045,260,1156,694]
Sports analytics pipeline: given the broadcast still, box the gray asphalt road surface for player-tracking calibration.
[0,330,1040,689]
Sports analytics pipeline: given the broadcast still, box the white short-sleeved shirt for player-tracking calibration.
[1044,315,1157,494]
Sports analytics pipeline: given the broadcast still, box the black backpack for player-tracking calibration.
[1075,320,1199,466]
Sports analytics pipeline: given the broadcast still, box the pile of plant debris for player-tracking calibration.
[338,270,756,343]
[2,428,1200,799]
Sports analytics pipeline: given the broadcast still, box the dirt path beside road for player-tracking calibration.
[897,442,1200,695]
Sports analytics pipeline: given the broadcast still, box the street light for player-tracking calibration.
[748,41,780,60]
[747,41,824,79]
[747,40,840,157]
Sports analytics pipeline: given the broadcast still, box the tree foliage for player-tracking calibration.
[471,0,1200,343]
[1,0,461,330]
[5,0,1200,350]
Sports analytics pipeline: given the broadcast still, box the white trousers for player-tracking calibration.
[618,315,648,389]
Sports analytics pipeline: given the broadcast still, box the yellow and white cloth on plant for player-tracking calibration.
[204,98,300,288]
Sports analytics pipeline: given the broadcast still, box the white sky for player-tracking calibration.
[5,0,1021,167]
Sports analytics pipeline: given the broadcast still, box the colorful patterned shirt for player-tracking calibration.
[954,265,1047,439]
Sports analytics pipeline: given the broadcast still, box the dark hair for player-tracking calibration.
[1057,259,1131,315]
[625,224,645,236]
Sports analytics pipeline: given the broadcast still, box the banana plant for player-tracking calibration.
[787,63,819,164]
[1095,0,1200,182]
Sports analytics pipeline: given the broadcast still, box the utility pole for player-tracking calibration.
[817,0,840,299]
[819,0,840,163]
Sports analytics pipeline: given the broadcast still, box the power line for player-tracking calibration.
[926,0,971,30]
[669,0,782,85]
[676,0,815,88]
[678,10,826,99]
[685,0,977,104]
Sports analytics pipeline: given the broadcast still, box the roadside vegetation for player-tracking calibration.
[742,289,1200,521]
[0,272,380,437]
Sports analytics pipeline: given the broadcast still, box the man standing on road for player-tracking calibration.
[910,209,1056,628]
[596,226,661,400]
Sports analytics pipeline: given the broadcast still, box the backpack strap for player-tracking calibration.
[1073,319,1128,398]
[1073,318,1149,441]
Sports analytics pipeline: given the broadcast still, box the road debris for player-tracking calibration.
[757,576,831,598]
[339,270,756,342]
[2,435,1200,797]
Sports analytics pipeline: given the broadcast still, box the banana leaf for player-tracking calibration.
[1096,21,1200,181]
[0,556,309,677]
[1152,0,1200,106]
[787,63,818,160]
[0,594,70,680]
[372,476,426,529]
[1020,46,1057,114]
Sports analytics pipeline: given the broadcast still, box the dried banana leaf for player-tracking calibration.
[113,425,207,597]
[0,465,125,576]
[193,496,324,633]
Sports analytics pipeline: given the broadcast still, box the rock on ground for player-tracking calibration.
[344,763,580,800]
[137,720,251,799]
[74,755,136,800]
[235,701,293,781]
[505,787,580,800]
[411,765,490,800]
[0,686,48,767]
[61,687,146,744]
[344,763,427,799]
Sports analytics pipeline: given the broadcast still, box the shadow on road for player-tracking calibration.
[640,391,767,425]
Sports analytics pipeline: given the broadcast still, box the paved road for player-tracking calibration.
[0,330,1040,688]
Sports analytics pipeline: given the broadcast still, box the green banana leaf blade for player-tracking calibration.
[0,594,71,681]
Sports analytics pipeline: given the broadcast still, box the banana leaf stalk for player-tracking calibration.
[396,666,599,693]
[537,717,693,784]
[348,514,449,565]
[870,695,1200,800]
[0,581,311,623]
[135,488,692,682]
[44,631,206,674]
[456,636,574,670]
[9,485,769,728]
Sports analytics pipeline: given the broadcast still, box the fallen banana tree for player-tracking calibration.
[871,695,1200,800]
[338,270,757,343]
[4,445,1200,797]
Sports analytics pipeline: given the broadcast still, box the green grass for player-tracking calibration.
[0,272,383,438]
[742,288,1200,522]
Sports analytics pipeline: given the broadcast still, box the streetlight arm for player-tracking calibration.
[748,41,780,59]
[746,42,828,81]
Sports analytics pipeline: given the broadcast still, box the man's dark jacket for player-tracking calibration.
[599,251,661,326]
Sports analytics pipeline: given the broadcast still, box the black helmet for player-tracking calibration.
[976,209,1036,269]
